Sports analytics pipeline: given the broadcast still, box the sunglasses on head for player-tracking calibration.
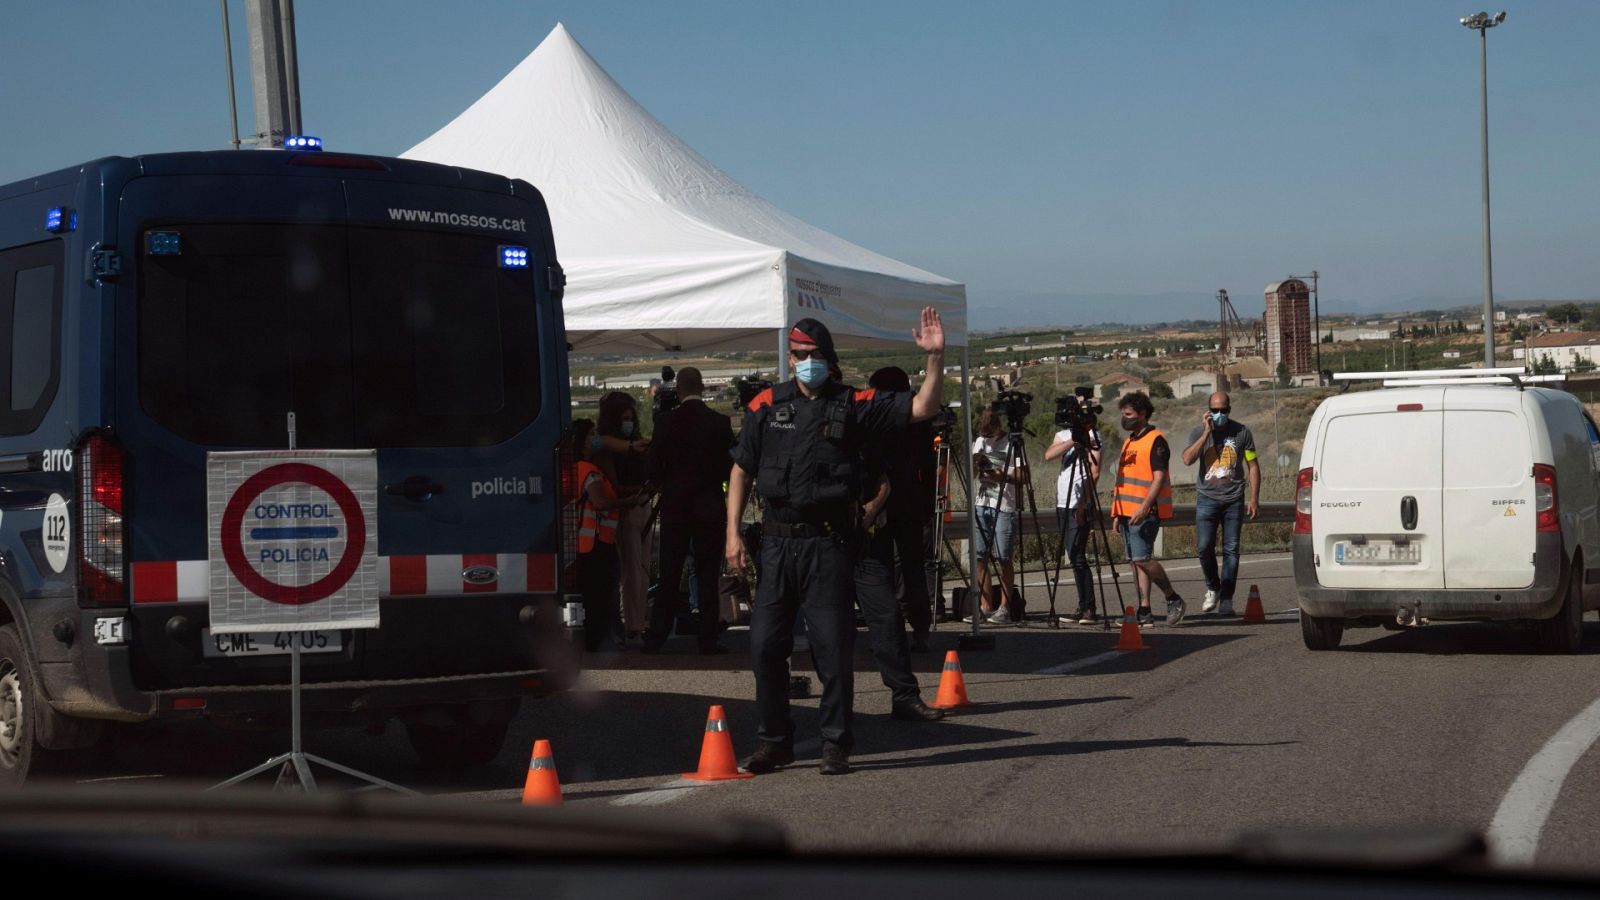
[789,348,824,361]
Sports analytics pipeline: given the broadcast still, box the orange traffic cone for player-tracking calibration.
[521,739,564,806]
[932,650,974,709]
[684,705,755,781]
[1242,585,1267,624]
[1114,606,1150,651]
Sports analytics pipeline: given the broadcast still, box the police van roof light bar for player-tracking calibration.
[284,135,323,151]
[45,207,77,233]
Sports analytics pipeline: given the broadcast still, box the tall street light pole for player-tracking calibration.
[1461,10,1506,369]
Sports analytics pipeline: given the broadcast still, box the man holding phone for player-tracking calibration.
[1181,390,1260,617]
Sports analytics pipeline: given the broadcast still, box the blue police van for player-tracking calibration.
[0,147,579,782]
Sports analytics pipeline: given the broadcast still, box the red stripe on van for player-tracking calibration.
[389,556,427,595]
[528,553,557,592]
[462,552,497,593]
[132,562,178,604]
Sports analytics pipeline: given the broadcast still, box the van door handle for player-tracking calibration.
[1400,495,1418,531]
[385,476,445,501]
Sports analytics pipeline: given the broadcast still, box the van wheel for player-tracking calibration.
[0,624,60,786]
[405,715,513,769]
[1301,610,1344,651]
[1536,560,1585,654]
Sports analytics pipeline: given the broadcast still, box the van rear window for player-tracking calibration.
[138,223,539,448]
[1319,410,1440,490]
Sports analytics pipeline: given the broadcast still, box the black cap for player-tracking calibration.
[788,318,837,362]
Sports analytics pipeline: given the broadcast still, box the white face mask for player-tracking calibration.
[621,421,636,437]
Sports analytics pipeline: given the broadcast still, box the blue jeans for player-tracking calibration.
[1195,495,1245,601]
[1057,506,1094,612]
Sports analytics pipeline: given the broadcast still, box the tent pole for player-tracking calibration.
[778,330,789,381]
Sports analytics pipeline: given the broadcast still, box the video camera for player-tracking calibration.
[653,366,679,417]
[930,404,958,439]
[1054,386,1103,431]
[990,387,1033,434]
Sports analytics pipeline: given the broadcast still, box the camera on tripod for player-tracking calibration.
[990,389,1033,433]
[653,365,680,416]
[930,404,958,439]
[735,376,773,410]
[1054,386,1103,431]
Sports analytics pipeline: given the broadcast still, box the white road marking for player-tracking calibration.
[1488,695,1600,865]
[1031,650,1123,676]
[610,777,711,807]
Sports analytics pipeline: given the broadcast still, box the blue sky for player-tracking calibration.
[2,1,1595,324]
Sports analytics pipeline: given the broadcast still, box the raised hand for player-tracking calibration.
[913,306,945,354]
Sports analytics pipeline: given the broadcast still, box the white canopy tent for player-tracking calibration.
[404,25,989,636]
[402,23,967,366]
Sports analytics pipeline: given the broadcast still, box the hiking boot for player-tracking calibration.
[738,742,795,775]
[1167,595,1187,627]
[1202,590,1219,614]
[819,744,852,775]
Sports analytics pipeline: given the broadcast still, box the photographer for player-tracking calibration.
[1044,403,1102,625]
[969,407,1027,625]
[868,366,936,652]
[598,392,654,642]
[642,367,734,655]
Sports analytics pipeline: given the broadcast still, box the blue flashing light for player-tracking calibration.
[146,231,182,257]
[499,245,530,269]
[284,135,323,151]
[45,207,76,233]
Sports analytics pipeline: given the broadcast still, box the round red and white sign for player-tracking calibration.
[219,463,367,606]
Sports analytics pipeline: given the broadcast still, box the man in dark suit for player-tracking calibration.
[642,367,735,654]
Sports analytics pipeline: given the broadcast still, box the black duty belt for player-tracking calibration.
[763,521,848,538]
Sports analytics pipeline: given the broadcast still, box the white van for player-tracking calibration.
[1293,374,1600,652]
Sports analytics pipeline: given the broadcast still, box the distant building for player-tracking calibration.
[1167,370,1220,397]
[1095,373,1148,402]
[1264,279,1314,374]
[1443,350,1462,359]
[1523,332,1600,370]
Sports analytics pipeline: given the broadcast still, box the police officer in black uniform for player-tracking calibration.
[727,309,947,776]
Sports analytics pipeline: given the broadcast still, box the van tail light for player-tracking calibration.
[556,434,578,587]
[1294,467,1314,535]
[1534,464,1559,533]
[78,432,127,605]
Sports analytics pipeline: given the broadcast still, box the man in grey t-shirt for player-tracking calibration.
[1181,391,1260,616]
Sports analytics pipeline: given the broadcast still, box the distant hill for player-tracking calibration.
[968,289,1600,331]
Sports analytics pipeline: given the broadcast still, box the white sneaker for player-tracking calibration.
[1202,590,1219,614]
[986,608,1013,625]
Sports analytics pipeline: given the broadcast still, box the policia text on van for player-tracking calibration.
[0,150,578,783]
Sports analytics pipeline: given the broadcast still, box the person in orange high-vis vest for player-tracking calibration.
[571,419,640,652]
[1110,392,1186,628]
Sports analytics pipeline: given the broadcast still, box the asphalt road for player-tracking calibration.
[50,552,1600,874]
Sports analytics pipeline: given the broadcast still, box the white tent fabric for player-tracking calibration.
[402,23,967,355]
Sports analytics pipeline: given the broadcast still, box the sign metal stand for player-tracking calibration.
[211,413,415,795]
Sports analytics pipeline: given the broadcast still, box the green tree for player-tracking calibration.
[1276,361,1293,388]
[1533,353,1560,375]
[1582,306,1600,332]
[1510,323,1528,342]
[1572,357,1596,374]
[1549,303,1584,324]
[1150,381,1175,400]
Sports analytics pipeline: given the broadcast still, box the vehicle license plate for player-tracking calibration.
[201,629,344,658]
[1334,540,1421,566]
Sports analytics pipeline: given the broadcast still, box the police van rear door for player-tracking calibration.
[1312,388,1445,590]
[116,169,564,687]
